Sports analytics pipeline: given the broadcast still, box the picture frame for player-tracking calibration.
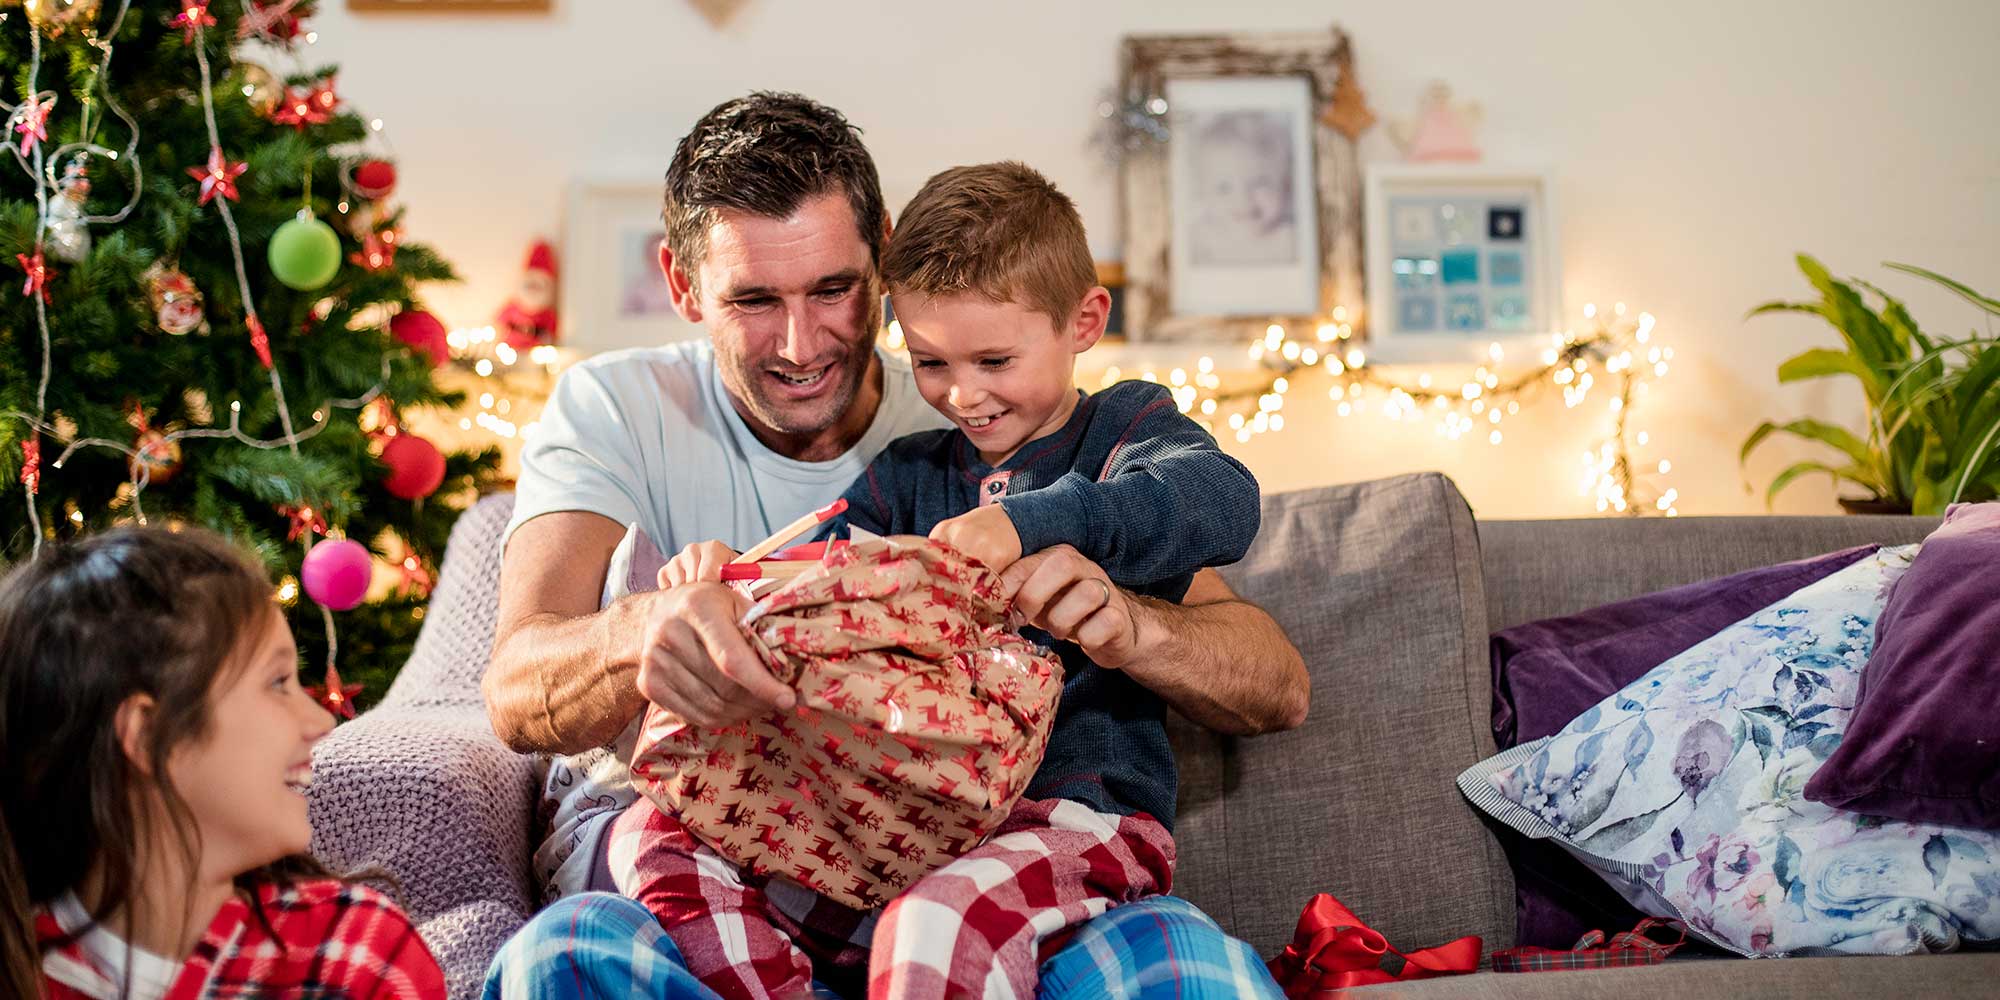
[1362,164,1563,363]
[1118,27,1363,343]
[560,178,702,356]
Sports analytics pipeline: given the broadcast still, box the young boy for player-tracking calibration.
[615,162,1274,1000]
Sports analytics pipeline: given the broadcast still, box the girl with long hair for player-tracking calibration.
[0,526,444,999]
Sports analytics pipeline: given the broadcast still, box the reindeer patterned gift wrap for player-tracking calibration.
[630,538,1064,909]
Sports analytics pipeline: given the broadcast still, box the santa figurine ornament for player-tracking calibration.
[495,240,558,350]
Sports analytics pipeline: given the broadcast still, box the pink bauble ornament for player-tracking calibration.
[389,309,449,367]
[381,432,446,500]
[301,538,371,611]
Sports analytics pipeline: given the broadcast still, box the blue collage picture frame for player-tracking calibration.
[1363,167,1560,362]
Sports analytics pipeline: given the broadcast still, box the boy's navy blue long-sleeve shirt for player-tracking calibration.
[829,379,1261,829]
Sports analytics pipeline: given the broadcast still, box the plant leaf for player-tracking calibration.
[1765,460,1869,510]
[1777,348,1882,403]
[1886,262,2000,316]
[1798,254,1901,368]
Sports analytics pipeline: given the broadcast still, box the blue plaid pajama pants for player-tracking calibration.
[483,891,1281,999]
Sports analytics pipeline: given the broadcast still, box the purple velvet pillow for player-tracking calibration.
[1491,544,1878,749]
[1806,503,2000,828]
[1488,544,1877,948]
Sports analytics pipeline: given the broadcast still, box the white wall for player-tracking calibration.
[306,0,2000,517]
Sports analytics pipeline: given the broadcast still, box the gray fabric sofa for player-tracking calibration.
[310,473,1999,998]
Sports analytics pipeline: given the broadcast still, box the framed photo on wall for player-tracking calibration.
[561,178,702,356]
[1363,165,1562,363]
[1118,27,1364,343]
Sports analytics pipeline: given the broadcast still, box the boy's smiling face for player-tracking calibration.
[895,289,1107,468]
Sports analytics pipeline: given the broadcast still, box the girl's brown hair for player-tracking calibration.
[0,526,321,997]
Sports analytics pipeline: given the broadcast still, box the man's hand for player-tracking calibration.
[998,544,1142,669]
[635,581,794,728]
[659,540,741,589]
[929,505,1023,573]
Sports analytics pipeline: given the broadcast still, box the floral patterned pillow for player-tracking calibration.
[1458,545,2000,956]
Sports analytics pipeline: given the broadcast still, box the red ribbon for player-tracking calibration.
[1267,894,1482,995]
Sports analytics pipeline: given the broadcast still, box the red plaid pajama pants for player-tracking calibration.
[609,795,1176,1000]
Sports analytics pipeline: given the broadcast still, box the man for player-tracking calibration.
[483,92,1309,998]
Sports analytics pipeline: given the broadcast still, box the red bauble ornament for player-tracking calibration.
[352,159,397,200]
[380,432,445,500]
[388,309,449,367]
[130,429,183,484]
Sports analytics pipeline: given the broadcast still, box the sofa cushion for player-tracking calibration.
[1190,472,1512,958]
[1491,545,1878,751]
[1462,546,2000,957]
[1807,502,2000,828]
[1489,545,1878,948]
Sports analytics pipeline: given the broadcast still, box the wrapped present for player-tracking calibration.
[630,538,1064,910]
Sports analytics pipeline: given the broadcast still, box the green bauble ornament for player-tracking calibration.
[268,212,342,290]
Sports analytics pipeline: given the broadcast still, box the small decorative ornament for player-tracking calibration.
[188,147,247,206]
[279,502,327,541]
[171,1,216,45]
[23,0,100,38]
[144,262,207,335]
[351,159,396,200]
[1321,63,1377,141]
[129,428,182,484]
[47,159,93,264]
[268,210,343,290]
[349,228,397,271]
[237,62,284,116]
[391,540,434,598]
[237,0,305,45]
[388,309,449,367]
[308,662,364,720]
[380,432,446,500]
[495,240,559,348]
[19,439,40,495]
[1391,82,1482,163]
[301,537,372,611]
[246,314,273,368]
[270,86,331,130]
[12,94,52,157]
[16,251,52,303]
[307,75,342,118]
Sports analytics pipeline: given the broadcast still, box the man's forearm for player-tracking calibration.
[485,595,650,755]
[1116,591,1310,736]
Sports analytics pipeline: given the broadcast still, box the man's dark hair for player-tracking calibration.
[663,92,886,295]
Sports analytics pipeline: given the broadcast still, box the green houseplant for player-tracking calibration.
[1741,255,2000,515]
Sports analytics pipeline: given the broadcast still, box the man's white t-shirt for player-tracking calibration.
[504,339,947,900]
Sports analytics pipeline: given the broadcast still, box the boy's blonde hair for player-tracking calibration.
[883,162,1096,329]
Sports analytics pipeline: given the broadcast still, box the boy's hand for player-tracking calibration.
[659,540,741,589]
[928,505,1023,573]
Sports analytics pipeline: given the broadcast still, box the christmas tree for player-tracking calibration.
[2,1,503,712]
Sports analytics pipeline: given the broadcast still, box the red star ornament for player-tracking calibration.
[172,1,217,45]
[188,147,247,206]
[280,503,328,542]
[19,439,40,495]
[308,75,342,117]
[350,229,397,271]
[246,314,273,368]
[13,96,52,157]
[270,87,330,130]
[309,663,364,720]
[16,252,52,303]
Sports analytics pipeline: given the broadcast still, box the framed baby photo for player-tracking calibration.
[1117,27,1364,343]
[561,178,703,356]
[1363,165,1563,363]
